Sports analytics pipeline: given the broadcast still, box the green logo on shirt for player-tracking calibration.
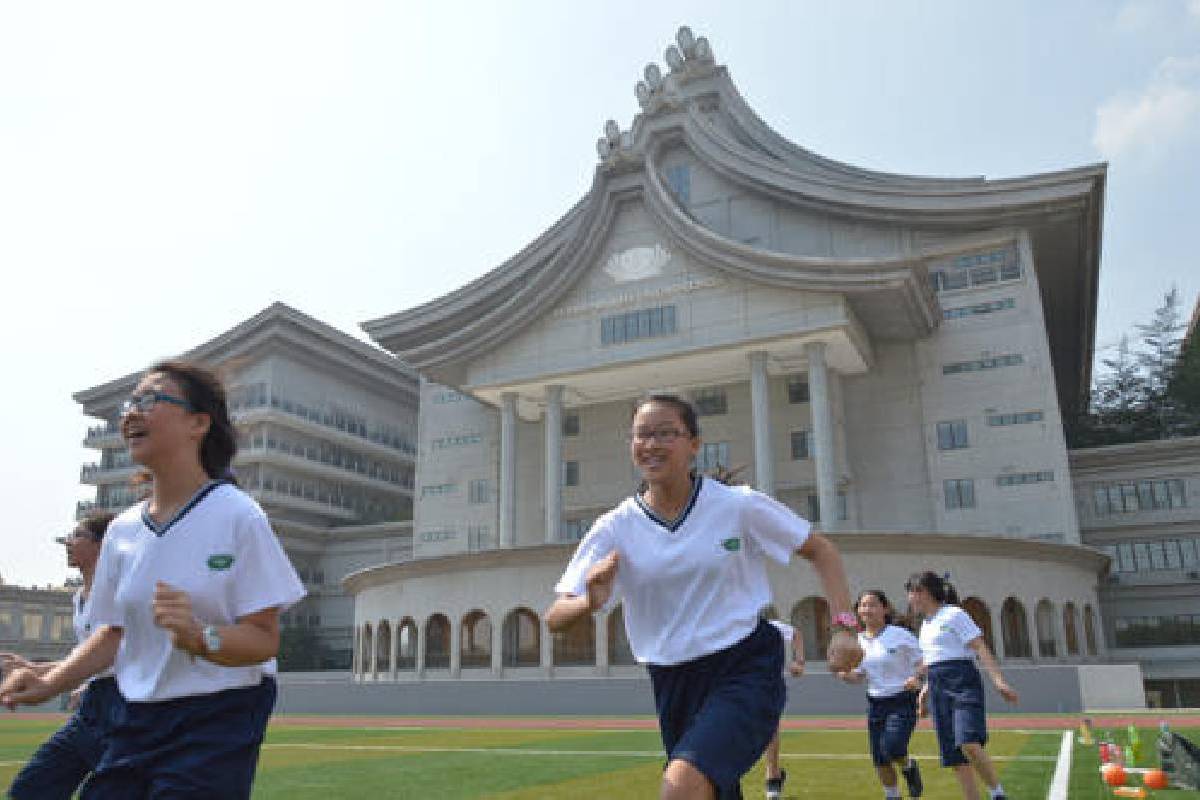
[721,537,741,552]
[206,554,234,571]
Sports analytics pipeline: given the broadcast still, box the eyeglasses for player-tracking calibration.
[631,427,688,444]
[120,391,194,415]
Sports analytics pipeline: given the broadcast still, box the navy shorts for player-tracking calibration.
[866,690,918,767]
[81,677,276,800]
[648,619,786,799]
[8,677,120,800]
[927,660,988,767]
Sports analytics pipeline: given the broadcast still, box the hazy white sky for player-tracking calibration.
[2,1,1198,586]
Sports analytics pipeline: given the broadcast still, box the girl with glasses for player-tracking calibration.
[547,395,860,800]
[1,360,304,799]
[4,512,116,800]
[906,571,1017,800]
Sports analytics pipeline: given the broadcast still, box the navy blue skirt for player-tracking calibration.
[648,619,786,799]
[927,659,988,767]
[866,690,919,766]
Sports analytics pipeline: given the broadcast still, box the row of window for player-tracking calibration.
[943,297,1016,321]
[1099,538,1200,574]
[943,472,1056,509]
[997,471,1055,487]
[930,247,1022,292]
[229,384,416,454]
[942,354,1024,375]
[1091,479,1188,517]
[431,433,482,450]
[932,412,1045,450]
[1114,615,1200,648]
[248,470,408,523]
[244,431,410,487]
[601,305,677,346]
[0,611,73,642]
[281,612,321,628]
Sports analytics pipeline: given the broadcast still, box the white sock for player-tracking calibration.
[989,786,1005,799]
[884,788,902,799]
[905,757,917,769]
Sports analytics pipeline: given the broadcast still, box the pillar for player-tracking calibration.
[749,351,774,496]
[805,342,838,530]
[544,385,564,543]
[499,392,518,548]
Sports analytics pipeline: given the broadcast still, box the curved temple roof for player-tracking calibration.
[363,26,1105,418]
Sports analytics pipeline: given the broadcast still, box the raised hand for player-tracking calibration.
[584,551,619,612]
[152,582,203,655]
[826,629,863,673]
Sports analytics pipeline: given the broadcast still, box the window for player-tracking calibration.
[936,420,969,450]
[467,525,493,551]
[1091,478,1188,516]
[693,388,727,416]
[1105,537,1200,574]
[696,441,730,473]
[943,298,1017,320]
[420,529,457,543]
[996,470,1054,486]
[468,479,490,504]
[562,519,590,543]
[944,479,976,510]
[421,483,456,498]
[787,379,810,404]
[22,613,43,640]
[664,164,691,205]
[790,430,811,460]
[930,247,1021,293]
[942,354,1025,375]
[601,305,677,345]
[1114,614,1200,648]
[563,412,580,437]
[987,410,1044,426]
[805,492,848,522]
[562,461,579,487]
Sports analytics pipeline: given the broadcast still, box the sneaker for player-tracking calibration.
[901,760,923,797]
[765,768,786,799]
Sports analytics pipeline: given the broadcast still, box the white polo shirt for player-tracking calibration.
[89,482,305,702]
[555,477,810,666]
[768,619,795,643]
[855,624,922,698]
[918,604,982,665]
[73,588,113,681]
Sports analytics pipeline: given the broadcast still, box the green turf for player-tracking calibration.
[1069,726,1200,799]
[0,717,1196,798]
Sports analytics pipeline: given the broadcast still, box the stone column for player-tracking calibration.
[369,622,379,680]
[491,612,505,676]
[595,612,609,677]
[416,620,427,679]
[449,615,462,677]
[1025,604,1039,662]
[540,617,554,677]
[499,392,518,548]
[805,342,838,530]
[749,351,774,496]
[994,601,1008,661]
[544,385,564,544]
[389,619,399,680]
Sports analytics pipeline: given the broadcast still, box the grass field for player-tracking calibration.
[1,717,1198,798]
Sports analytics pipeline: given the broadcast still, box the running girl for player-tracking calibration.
[547,395,861,800]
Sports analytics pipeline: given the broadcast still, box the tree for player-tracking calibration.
[1136,287,1186,438]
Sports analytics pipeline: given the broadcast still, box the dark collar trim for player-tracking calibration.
[635,474,704,533]
[141,480,226,537]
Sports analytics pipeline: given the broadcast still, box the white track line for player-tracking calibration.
[1047,730,1074,800]
[262,743,1056,762]
[279,725,1061,736]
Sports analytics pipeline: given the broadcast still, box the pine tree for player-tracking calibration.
[1136,287,1186,438]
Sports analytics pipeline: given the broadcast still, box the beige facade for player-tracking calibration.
[0,582,76,664]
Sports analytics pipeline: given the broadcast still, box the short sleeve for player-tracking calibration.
[948,607,983,646]
[87,532,124,628]
[740,488,811,564]
[228,507,306,618]
[554,516,617,599]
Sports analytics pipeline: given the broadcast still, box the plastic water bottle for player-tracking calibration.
[1159,721,1174,776]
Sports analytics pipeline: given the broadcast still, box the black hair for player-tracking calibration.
[905,570,960,606]
[147,360,238,482]
[855,588,895,626]
[78,511,116,542]
[631,394,700,439]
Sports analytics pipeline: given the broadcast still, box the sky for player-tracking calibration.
[2,1,1198,587]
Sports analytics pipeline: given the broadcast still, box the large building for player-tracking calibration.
[74,303,419,668]
[0,578,76,665]
[345,28,1141,708]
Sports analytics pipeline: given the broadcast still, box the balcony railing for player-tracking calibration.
[230,396,416,456]
[239,441,414,490]
[80,460,136,481]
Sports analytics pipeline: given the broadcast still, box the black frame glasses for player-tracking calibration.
[120,391,194,415]
[630,427,689,444]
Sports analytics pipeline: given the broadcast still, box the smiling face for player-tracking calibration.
[857,592,890,631]
[121,372,209,474]
[630,400,700,487]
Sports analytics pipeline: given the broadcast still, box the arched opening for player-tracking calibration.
[424,613,450,670]
[607,605,636,666]
[502,607,541,667]
[1036,599,1057,657]
[1084,604,1099,656]
[1063,602,1080,656]
[961,597,995,653]
[361,623,374,676]
[397,617,417,671]
[460,610,492,669]
[553,613,595,666]
[376,619,392,675]
[1001,597,1031,658]
[791,596,830,662]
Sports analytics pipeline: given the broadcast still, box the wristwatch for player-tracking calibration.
[831,611,861,633]
[202,624,222,656]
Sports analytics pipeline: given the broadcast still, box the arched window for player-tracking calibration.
[1063,602,1080,656]
[1084,604,1098,656]
[961,597,995,653]
[425,614,450,670]
[361,623,374,675]
[791,597,830,661]
[376,620,392,675]
[1001,597,1031,658]
[461,610,492,669]
[1036,599,1057,657]
[397,617,417,671]
[608,605,636,666]
[553,613,595,666]
[502,608,540,667]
